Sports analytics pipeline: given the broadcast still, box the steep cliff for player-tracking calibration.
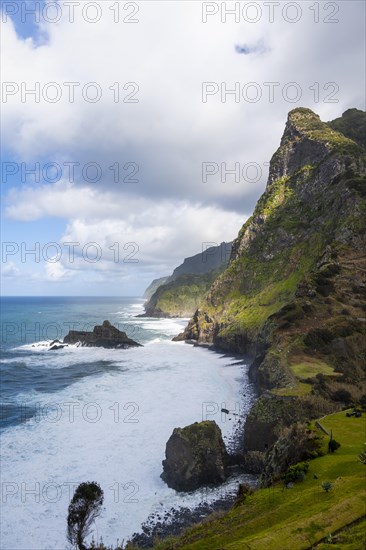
[142,270,222,318]
[177,108,366,413]
[141,242,232,317]
[143,276,170,300]
[171,242,232,278]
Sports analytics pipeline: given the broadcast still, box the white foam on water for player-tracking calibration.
[0,342,254,550]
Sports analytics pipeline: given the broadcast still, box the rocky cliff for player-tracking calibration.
[176,107,366,448]
[171,242,232,279]
[141,270,222,318]
[141,242,232,317]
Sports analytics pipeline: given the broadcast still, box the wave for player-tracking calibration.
[0,343,255,549]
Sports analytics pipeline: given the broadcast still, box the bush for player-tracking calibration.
[328,438,341,453]
[284,462,309,484]
[304,328,334,349]
[332,389,352,404]
[322,481,333,492]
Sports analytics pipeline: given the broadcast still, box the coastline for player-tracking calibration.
[126,321,260,548]
[1,298,256,549]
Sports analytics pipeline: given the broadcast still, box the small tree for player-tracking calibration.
[328,431,341,453]
[322,481,333,493]
[67,482,104,550]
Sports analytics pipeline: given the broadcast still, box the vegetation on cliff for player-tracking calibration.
[142,242,232,317]
[178,108,366,406]
[142,270,223,318]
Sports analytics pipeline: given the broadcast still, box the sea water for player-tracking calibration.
[0,296,256,549]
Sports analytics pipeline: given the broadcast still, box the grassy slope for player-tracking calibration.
[151,410,365,550]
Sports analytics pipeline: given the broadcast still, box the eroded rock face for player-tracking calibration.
[63,320,141,348]
[161,421,228,492]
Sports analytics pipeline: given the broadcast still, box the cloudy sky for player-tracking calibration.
[1,0,365,295]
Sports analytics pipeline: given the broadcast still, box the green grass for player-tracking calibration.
[315,516,366,549]
[151,410,366,550]
[290,358,335,380]
[272,382,312,397]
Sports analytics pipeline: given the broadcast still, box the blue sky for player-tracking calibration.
[1,0,365,296]
[1,0,46,40]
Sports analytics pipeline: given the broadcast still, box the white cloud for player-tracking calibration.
[1,0,365,294]
[1,261,20,278]
[41,259,73,281]
[5,180,244,277]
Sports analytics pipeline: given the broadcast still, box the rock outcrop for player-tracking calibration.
[63,320,141,348]
[161,421,228,491]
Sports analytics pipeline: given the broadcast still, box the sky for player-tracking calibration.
[1,0,365,296]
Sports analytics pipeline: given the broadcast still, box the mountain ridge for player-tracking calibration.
[175,107,366,447]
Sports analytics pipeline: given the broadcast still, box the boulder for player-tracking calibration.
[63,320,141,349]
[161,420,228,492]
[49,344,67,351]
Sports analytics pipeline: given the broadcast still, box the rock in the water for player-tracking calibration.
[63,320,141,349]
[49,344,67,351]
[161,420,228,492]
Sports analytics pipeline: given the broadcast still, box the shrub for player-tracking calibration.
[304,328,334,349]
[328,438,341,453]
[322,481,333,492]
[284,462,309,484]
[67,482,104,550]
[332,389,352,404]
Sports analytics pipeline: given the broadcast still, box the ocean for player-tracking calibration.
[0,296,256,549]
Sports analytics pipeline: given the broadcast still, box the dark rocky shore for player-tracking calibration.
[130,409,257,548]
[130,493,238,548]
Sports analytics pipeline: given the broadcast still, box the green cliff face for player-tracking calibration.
[179,108,366,397]
[142,270,223,318]
[142,242,232,317]
[328,108,366,148]
[143,276,170,300]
